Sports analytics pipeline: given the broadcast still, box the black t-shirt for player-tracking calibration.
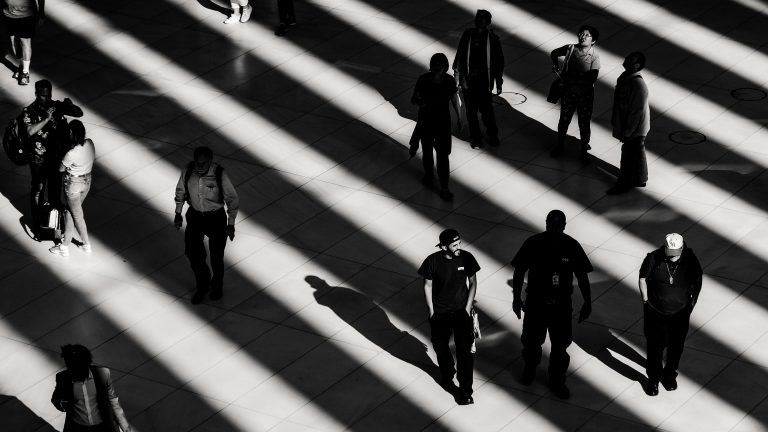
[468,30,488,72]
[639,247,703,315]
[510,231,593,302]
[413,72,457,134]
[418,250,480,313]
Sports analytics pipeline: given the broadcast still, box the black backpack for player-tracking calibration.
[183,161,224,203]
[3,115,29,166]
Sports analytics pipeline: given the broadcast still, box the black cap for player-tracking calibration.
[436,229,461,247]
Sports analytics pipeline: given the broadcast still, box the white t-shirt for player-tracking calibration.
[62,139,95,177]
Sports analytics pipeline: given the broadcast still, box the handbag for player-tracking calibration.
[470,307,481,354]
[546,45,575,104]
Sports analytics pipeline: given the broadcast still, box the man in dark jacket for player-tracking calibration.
[51,344,131,432]
[639,233,702,396]
[453,9,504,149]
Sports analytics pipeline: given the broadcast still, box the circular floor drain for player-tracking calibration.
[669,130,706,145]
[731,88,767,101]
[495,92,527,105]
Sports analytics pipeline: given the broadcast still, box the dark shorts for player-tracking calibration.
[4,15,36,38]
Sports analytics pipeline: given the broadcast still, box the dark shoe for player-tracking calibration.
[550,145,564,158]
[191,290,208,304]
[661,377,678,391]
[646,381,660,396]
[470,140,483,149]
[606,184,630,195]
[580,151,591,164]
[439,375,456,392]
[275,21,296,36]
[408,143,418,158]
[209,288,223,301]
[12,67,19,80]
[18,72,29,86]
[635,182,646,188]
[521,366,536,386]
[421,175,434,187]
[439,188,454,202]
[549,382,570,399]
[457,393,474,405]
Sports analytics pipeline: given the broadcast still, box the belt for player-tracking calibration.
[189,207,224,216]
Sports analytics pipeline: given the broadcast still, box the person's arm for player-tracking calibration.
[451,91,462,130]
[423,278,434,318]
[576,272,592,323]
[690,276,702,308]
[173,170,186,229]
[56,98,83,118]
[490,33,504,94]
[639,277,649,303]
[25,108,54,137]
[550,45,569,71]
[102,369,131,432]
[623,78,649,138]
[50,374,68,412]
[220,172,239,227]
[465,274,477,314]
[511,265,526,319]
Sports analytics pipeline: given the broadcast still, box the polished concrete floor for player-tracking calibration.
[1,0,768,430]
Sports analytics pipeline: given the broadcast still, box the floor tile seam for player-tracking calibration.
[0,257,66,310]
[729,392,768,432]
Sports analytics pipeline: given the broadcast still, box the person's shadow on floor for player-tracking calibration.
[575,326,649,392]
[0,394,58,431]
[305,276,453,395]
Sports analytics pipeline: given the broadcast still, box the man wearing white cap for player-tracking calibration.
[639,233,702,396]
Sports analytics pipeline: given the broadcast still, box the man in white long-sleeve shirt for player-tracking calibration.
[174,146,239,304]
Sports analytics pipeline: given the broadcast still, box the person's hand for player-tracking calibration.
[495,79,503,95]
[173,212,183,229]
[578,303,592,323]
[226,224,235,241]
[46,107,55,119]
[512,298,523,319]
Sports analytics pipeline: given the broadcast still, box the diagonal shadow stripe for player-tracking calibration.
[10,2,760,428]
[40,0,768,426]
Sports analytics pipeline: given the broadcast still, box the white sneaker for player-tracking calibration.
[240,5,252,22]
[49,244,70,257]
[79,243,92,255]
[223,12,241,24]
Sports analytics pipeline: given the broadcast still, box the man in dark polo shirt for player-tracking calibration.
[639,233,702,396]
[419,228,480,405]
[511,210,592,399]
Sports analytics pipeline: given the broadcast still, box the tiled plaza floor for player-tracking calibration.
[1,0,768,430]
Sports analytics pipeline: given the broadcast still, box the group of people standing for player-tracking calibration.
[422,213,702,404]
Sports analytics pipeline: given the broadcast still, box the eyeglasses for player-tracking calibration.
[578,32,593,38]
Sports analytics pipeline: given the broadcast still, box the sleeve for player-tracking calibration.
[174,169,186,214]
[510,239,531,269]
[220,171,239,225]
[22,108,32,126]
[418,256,433,280]
[452,30,470,72]
[572,240,594,273]
[102,369,131,432]
[550,45,569,59]
[412,75,424,104]
[50,372,65,412]
[639,253,653,279]
[591,52,601,71]
[465,253,481,277]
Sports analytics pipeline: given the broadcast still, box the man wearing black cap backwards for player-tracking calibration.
[419,228,480,405]
[510,210,592,399]
[639,233,702,396]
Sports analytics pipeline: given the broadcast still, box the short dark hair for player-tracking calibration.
[61,344,92,368]
[35,79,52,92]
[69,120,86,146]
[194,146,213,160]
[578,25,599,43]
[546,209,566,232]
[629,51,646,70]
[429,53,449,73]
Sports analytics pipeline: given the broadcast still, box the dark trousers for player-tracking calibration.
[64,416,111,432]
[463,76,498,144]
[421,133,451,189]
[430,309,474,395]
[521,300,573,385]
[29,160,49,227]
[617,136,648,186]
[277,0,295,23]
[184,207,227,293]
[558,85,594,147]
[644,304,691,382]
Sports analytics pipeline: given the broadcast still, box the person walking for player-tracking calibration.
[510,210,593,399]
[51,344,132,432]
[419,229,480,405]
[452,9,504,149]
[174,147,239,304]
[639,233,702,396]
[607,51,650,194]
[3,0,44,85]
[49,120,94,257]
[550,25,601,163]
[411,53,462,201]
